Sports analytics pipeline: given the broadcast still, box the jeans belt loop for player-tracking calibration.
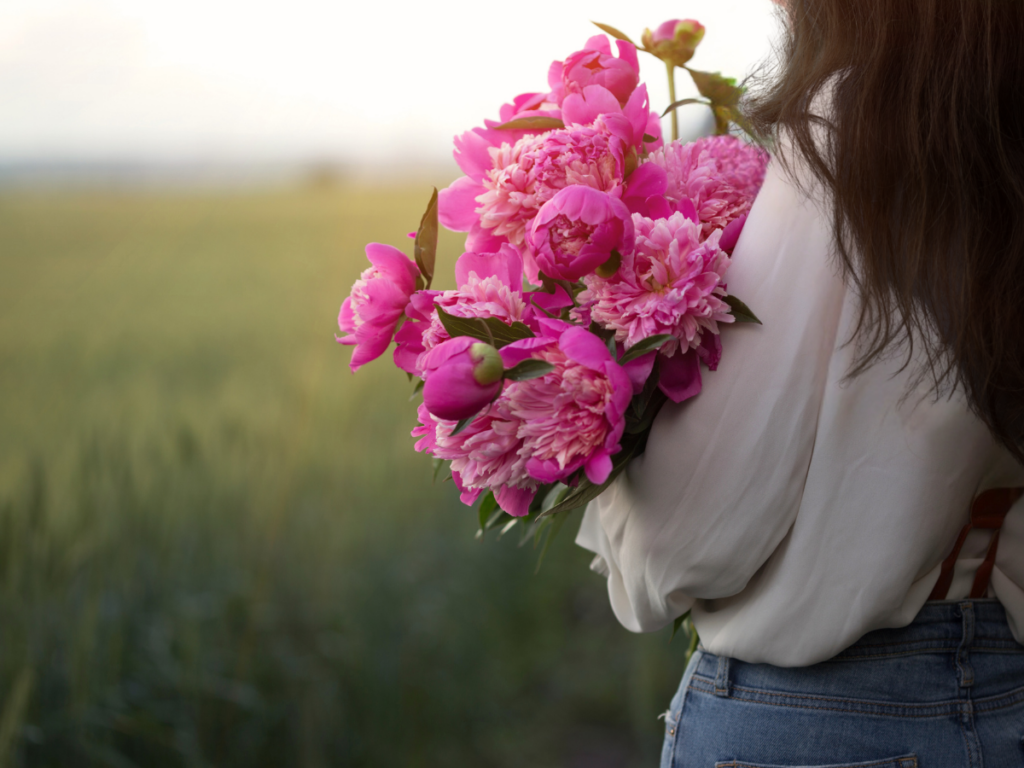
[956,600,976,688]
[714,655,731,698]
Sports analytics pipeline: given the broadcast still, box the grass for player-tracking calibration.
[0,183,690,767]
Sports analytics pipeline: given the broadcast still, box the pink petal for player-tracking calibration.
[455,243,524,294]
[584,34,612,55]
[584,450,613,485]
[620,349,656,394]
[615,40,640,75]
[658,349,703,403]
[338,297,355,334]
[558,326,612,371]
[419,336,476,374]
[496,485,535,517]
[452,128,500,179]
[562,85,621,126]
[719,213,748,253]
[439,177,485,232]
[622,84,650,144]
[499,337,556,368]
[365,243,419,291]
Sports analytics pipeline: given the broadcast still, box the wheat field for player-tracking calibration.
[0,183,689,767]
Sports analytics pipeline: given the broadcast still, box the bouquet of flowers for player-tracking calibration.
[337,19,768,547]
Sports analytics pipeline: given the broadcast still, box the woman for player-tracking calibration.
[577,1,1024,765]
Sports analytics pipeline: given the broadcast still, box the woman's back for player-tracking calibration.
[577,153,1024,666]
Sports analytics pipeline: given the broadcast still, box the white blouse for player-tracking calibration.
[576,154,1024,667]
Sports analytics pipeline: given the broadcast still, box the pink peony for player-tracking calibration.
[550,35,640,106]
[577,211,733,358]
[501,321,632,485]
[394,245,528,377]
[648,135,769,236]
[529,186,635,282]
[337,243,421,372]
[412,399,538,517]
[421,337,504,422]
[474,120,627,251]
[439,83,657,263]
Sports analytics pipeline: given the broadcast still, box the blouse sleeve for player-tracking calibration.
[576,158,850,633]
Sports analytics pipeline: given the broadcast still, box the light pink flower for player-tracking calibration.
[393,246,528,377]
[336,243,421,372]
[501,321,632,485]
[550,35,640,106]
[412,400,538,517]
[578,211,733,358]
[529,186,635,281]
[648,135,769,236]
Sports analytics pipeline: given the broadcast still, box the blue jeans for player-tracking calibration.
[660,600,1024,768]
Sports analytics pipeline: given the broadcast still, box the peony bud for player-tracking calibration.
[642,19,705,68]
[421,337,504,421]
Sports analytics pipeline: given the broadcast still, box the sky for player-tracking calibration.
[0,0,783,168]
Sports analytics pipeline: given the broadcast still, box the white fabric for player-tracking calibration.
[575,155,1024,667]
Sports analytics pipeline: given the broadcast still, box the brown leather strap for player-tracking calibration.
[928,488,1023,601]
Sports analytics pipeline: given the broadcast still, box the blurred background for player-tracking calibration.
[0,2,780,765]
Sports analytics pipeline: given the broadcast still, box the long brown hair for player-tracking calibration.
[746,0,1024,461]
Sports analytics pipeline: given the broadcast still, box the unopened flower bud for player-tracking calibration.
[642,19,706,68]
[422,337,504,421]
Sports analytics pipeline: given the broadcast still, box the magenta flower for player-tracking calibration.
[421,337,504,421]
[394,245,527,377]
[529,186,635,281]
[336,243,421,372]
[502,320,632,485]
[577,211,733,358]
[648,135,769,236]
[551,35,640,106]
[412,400,538,517]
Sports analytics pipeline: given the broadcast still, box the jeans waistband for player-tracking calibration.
[835,599,1024,660]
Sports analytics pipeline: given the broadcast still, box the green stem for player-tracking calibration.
[666,62,679,143]
[684,616,699,667]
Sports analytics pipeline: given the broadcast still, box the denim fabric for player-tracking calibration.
[660,601,1024,768]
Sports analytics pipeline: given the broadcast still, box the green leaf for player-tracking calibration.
[504,360,554,382]
[670,610,692,642]
[725,295,762,324]
[534,510,571,574]
[595,249,621,278]
[590,21,637,46]
[432,457,446,483]
[435,306,535,348]
[477,491,498,532]
[625,389,668,435]
[620,334,674,363]
[414,188,438,289]
[660,97,710,118]
[642,133,658,143]
[409,378,425,401]
[494,117,565,131]
[450,416,474,437]
[687,69,743,107]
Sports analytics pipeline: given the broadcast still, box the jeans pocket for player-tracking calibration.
[661,649,704,768]
[714,756,918,768]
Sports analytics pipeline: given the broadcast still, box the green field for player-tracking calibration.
[0,184,689,767]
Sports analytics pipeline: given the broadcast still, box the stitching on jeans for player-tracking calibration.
[690,676,954,710]
[832,645,1024,661]
[714,757,918,768]
[688,682,950,718]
